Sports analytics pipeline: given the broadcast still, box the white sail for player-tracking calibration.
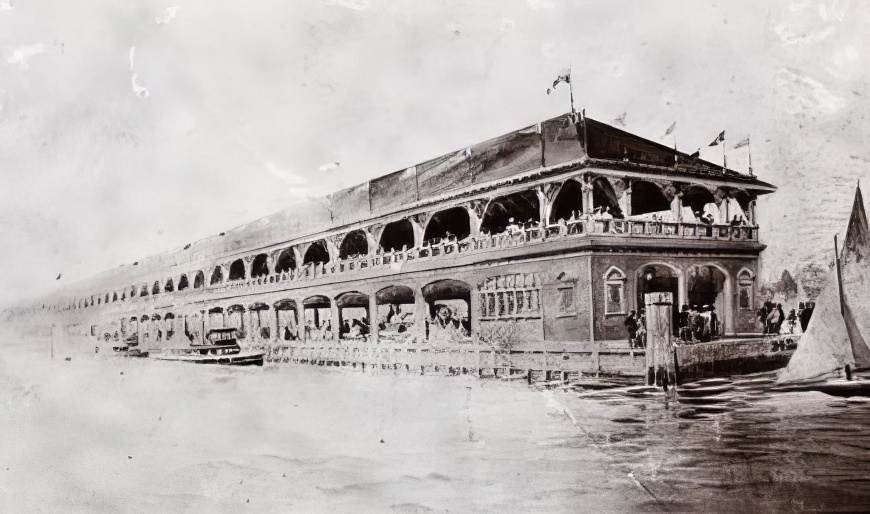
[778,185,870,383]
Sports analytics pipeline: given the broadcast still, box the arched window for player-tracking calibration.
[251,254,269,277]
[275,249,296,273]
[738,268,755,310]
[549,180,584,223]
[303,241,330,265]
[130,285,137,298]
[193,271,205,289]
[339,230,368,259]
[228,259,246,280]
[480,190,540,235]
[121,291,126,301]
[152,281,161,295]
[112,292,118,302]
[424,207,471,241]
[603,267,626,315]
[178,274,189,291]
[379,220,415,252]
[210,266,223,285]
[164,278,174,293]
[422,279,472,343]
[104,293,109,304]
[140,285,148,297]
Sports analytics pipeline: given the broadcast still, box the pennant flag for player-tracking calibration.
[661,121,676,139]
[708,130,725,146]
[547,69,571,94]
[56,273,62,280]
[690,149,700,159]
[733,137,750,149]
[613,111,627,126]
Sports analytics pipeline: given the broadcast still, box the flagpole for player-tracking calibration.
[722,134,727,170]
[567,65,575,115]
[748,136,753,176]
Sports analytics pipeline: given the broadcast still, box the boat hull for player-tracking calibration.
[151,351,264,366]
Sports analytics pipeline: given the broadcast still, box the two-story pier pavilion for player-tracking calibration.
[16,112,776,378]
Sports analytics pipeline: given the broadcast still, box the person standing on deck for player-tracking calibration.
[624,310,638,349]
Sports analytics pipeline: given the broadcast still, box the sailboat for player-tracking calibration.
[775,183,870,396]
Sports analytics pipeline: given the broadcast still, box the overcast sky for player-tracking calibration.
[0,0,867,308]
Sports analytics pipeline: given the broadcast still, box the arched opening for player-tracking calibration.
[226,305,246,338]
[183,312,204,344]
[193,271,205,289]
[112,292,118,302]
[274,299,299,341]
[251,254,269,277]
[480,190,540,235]
[210,266,223,285]
[303,241,330,266]
[139,315,151,342]
[682,186,718,223]
[731,190,753,225]
[335,291,371,340]
[686,265,727,341]
[130,285,137,298]
[207,306,224,330]
[424,207,471,242]
[636,264,680,334]
[631,181,671,217]
[121,291,126,301]
[303,295,333,340]
[339,230,369,259]
[248,302,271,340]
[375,285,417,343]
[422,279,472,343]
[164,278,174,293]
[152,281,160,295]
[140,285,148,297]
[549,180,584,223]
[104,293,109,304]
[275,249,296,273]
[178,274,189,291]
[228,259,246,280]
[593,177,623,217]
[379,219,415,252]
[164,313,176,340]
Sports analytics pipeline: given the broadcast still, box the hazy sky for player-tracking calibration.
[0,0,867,308]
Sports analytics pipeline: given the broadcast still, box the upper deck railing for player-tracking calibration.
[212,218,758,292]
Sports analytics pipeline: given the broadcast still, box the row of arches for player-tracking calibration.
[122,279,474,346]
[65,176,755,312]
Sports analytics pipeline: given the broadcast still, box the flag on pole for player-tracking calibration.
[661,121,676,139]
[708,130,725,146]
[733,137,750,149]
[56,273,62,280]
[546,69,571,94]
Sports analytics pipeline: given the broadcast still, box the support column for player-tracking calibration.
[582,176,594,215]
[644,292,676,389]
[415,288,429,343]
[468,290,480,344]
[330,301,340,341]
[368,293,379,344]
[620,179,632,218]
[672,191,683,222]
[297,304,307,343]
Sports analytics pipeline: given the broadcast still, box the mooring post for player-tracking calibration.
[644,292,675,389]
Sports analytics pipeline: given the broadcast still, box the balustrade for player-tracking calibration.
[115,219,759,301]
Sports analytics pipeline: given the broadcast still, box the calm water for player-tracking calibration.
[562,373,870,512]
[3,336,870,512]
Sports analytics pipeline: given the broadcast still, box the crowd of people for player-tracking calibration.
[757,301,814,335]
[678,304,720,343]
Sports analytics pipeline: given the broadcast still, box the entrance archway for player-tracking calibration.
[422,279,472,343]
[380,219,415,252]
[424,207,471,242]
[636,264,680,331]
[549,180,583,223]
[375,285,416,343]
[480,190,539,235]
[686,264,729,339]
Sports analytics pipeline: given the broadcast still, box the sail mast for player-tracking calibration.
[835,234,845,317]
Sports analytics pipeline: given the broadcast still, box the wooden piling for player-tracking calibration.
[644,292,676,389]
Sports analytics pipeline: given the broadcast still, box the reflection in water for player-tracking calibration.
[565,373,870,511]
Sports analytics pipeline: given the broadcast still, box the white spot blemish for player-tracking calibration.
[318,162,340,172]
[131,73,150,98]
[155,6,179,25]
[773,24,834,45]
[527,0,556,9]
[7,43,45,70]
[0,0,13,12]
[331,0,370,11]
[777,67,845,114]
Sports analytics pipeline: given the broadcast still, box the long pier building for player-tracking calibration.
[11,113,776,377]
